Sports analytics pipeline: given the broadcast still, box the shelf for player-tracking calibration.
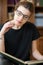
[35,6,43,8]
[37,26,43,29]
[8,4,15,7]
[39,36,43,39]
[35,6,43,13]
[37,27,43,36]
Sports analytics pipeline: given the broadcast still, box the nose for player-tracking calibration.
[18,15,23,21]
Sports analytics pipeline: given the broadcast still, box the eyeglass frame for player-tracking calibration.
[15,10,31,20]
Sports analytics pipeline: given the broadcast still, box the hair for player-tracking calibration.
[15,1,34,13]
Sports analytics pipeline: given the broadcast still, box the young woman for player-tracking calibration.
[0,1,43,61]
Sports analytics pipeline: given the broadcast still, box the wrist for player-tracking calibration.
[0,32,4,38]
[0,31,4,36]
[0,32,4,40]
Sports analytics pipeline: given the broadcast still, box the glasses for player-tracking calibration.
[15,10,29,19]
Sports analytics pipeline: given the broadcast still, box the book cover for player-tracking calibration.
[0,52,43,65]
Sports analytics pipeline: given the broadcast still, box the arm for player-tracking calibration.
[32,39,43,60]
[0,22,14,52]
[0,32,5,52]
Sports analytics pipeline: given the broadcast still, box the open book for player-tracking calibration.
[0,51,43,65]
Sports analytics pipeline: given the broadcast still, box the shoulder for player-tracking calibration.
[25,22,40,40]
[24,22,37,30]
[24,22,40,35]
[26,22,39,33]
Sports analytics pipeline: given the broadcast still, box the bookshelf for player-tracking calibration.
[35,0,43,28]
[30,0,43,60]
[0,0,7,24]
[7,0,15,21]
[34,0,43,59]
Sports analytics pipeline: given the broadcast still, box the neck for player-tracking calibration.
[12,25,21,30]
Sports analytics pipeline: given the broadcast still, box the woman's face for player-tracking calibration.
[14,5,31,27]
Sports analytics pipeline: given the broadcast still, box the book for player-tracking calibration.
[0,51,43,65]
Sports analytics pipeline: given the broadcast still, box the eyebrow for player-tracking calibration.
[17,10,29,16]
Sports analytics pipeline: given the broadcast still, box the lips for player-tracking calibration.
[17,20,22,24]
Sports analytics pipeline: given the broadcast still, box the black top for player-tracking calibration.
[0,22,40,61]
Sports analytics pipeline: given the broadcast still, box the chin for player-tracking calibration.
[15,23,21,26]
[15,22,21,26]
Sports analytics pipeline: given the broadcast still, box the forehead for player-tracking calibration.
[17,6,31,15]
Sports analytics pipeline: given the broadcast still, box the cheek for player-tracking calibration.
[22,20,27,24]
[14,14,19,19]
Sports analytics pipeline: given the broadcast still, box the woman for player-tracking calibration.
[0,1,43,62]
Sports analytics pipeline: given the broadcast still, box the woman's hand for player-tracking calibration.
[0,21,14,35]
